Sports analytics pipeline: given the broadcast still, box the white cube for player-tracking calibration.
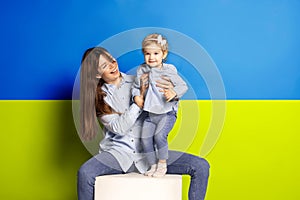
[94,173,182,200]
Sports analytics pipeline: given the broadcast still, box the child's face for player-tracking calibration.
[143,43,166,68]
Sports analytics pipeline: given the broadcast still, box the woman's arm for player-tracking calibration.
[99,103,142,135]
[100,73,148,135]
[159,65,188,100]
[156,76,177,101]
[168,74,188,98]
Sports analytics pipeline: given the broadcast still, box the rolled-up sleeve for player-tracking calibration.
[131,77,141,98]
[99,103,142,135]
[131,66,145,98]
[172,75,188,98]
[167,64,188,98]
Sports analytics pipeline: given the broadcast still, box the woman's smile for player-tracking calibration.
[109,67,119,75]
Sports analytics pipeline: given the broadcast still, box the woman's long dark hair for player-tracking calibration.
[80,47,114,141]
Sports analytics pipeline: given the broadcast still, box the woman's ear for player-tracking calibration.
[96,74,101,79]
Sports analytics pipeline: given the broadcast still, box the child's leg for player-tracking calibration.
[154,111,176,161]
[141,115,157,176]
[152,111,177,177]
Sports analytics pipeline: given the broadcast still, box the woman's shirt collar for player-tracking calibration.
[101,72,133,95]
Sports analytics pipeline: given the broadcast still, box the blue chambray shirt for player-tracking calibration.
[98,73,149,173]
[132,63,188,114]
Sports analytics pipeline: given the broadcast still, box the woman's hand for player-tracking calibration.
[163,89,177,102]
[156,76,177,102]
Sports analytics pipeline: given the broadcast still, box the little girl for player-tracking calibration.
[132,33,188,177]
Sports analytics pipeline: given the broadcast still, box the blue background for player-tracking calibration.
[1,0,300,99]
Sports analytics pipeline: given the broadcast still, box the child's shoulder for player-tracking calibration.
[137,63,150,72]
[138,63,148,68]
[122,73,136,82]
[163,63,177,71]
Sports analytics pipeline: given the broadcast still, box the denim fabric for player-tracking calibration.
[141,111,177,165]
[77,151,138,200]
[77,150,210,200]
[167,151,210,200]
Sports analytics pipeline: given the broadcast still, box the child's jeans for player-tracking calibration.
[141,110,177,165]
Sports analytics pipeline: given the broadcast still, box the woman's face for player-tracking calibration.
[97,54,120,84]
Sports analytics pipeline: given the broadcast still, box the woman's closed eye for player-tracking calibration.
[102,64,108,70]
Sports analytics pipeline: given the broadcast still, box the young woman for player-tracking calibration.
[77,47,210,200]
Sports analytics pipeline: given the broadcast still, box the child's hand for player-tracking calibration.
[134,95,144,108]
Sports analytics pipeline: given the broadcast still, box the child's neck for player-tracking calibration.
[149,63,163,69]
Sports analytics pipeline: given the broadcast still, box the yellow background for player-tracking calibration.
[0,100,299,200]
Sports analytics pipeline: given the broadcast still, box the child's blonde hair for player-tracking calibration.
[142,33,168,53]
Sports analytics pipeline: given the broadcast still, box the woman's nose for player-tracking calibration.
[109,61,116,68]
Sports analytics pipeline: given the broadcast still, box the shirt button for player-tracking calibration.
[131,139,134,142]
[133,151,136,153]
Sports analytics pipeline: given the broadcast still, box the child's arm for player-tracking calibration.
[134,95,144,108]
[131,65,149,97]
[132,74,142,97]
[134,73,149,106]
[132,66,149,107]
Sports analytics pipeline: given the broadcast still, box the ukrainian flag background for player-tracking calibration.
[1,1,300,200]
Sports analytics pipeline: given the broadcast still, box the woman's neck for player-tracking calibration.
[106,75,122,86]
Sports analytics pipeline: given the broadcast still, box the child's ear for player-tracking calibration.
[163,51,168,59]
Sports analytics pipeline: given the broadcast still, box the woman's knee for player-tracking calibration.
[192,157,210,177]
[77,162,96,185]
[77,165,88,179]
[180,153,210,177]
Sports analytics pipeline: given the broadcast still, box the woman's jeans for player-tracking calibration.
[141,111,177,165]
[77,151,210,200]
